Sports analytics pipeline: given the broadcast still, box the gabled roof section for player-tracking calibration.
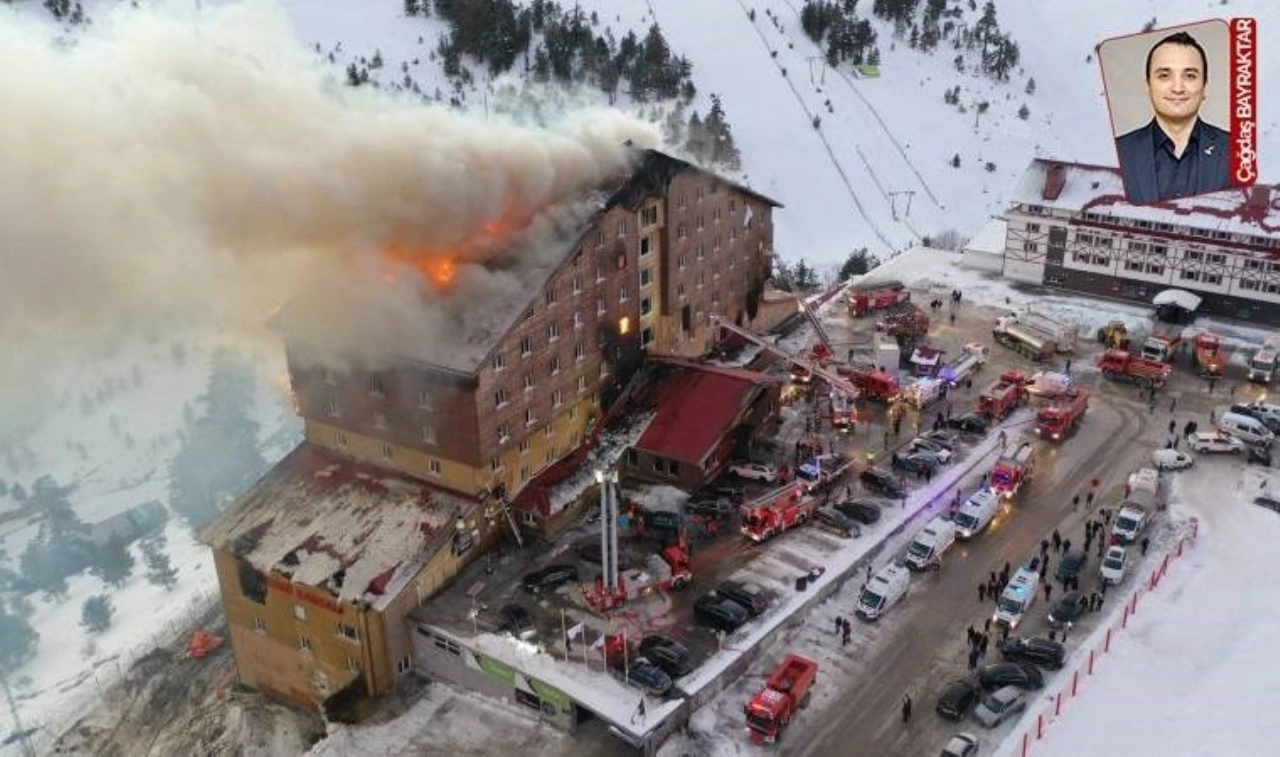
[200,444,474,607]
[1010,159,1280,238]
[633,361,781,467]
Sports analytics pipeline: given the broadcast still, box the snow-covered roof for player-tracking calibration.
[964,217,1008,255]
[1152,289,1203,311]
[1009,159,1280,239]
[200,444,473,606]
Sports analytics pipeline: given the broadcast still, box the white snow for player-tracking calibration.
[965,218,1009,255]
[994,463,1280,757]
[1151,288,1204,312]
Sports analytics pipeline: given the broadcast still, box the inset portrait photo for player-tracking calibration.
[1098,20,1238,205]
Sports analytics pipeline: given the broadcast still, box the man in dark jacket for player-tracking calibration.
[1113,31,1232,204]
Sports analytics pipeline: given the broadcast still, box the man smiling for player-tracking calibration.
[1114,30,1231,204]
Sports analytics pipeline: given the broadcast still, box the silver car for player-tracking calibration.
[972,685,1027,728]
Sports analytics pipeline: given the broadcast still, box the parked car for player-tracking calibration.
[521,564,579,594]
[685,498,735,517]
[638,635,693,678]
[1099,546,1128,585]
[921,429,960,449]
[976,662,1044,692]
[908,437,955,463]
[1047,591,1090,629]
[499,604,535,640]
[972,686,1027,728]
[703,484,747,503]
[1054,550,1089,583]
[693,594,749,633]
[940,733,980,757]
[1254,494,1280,514]
[576,542,632,569]
[861,468,907,498]
[729,462,779,483]
[813,507,860,538]
[999,637,1066,669]
[945,413,990,434]
[835,499,883,525]
[892,451,940,475]
[1188,431,1244,454]
[613,658,673,697]
[935,679,982,721]
[715,580,769,617]
[1248,445,1273,466]
[1151,448,1193,471]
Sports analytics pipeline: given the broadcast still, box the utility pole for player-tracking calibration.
[806,56,827,87]
[888,191,916,221]
[0,671,36,757]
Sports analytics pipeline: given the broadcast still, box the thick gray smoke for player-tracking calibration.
[0,0,660,361]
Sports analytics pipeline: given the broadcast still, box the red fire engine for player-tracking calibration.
[1193,332,1225,377]
[976,375,1026,420]
[1097,349,1172,388]
[989,441,1036,497]
[741,485,817,543]
[848,281,910,317]
[744,654,819,744]
[840,366,900,403]
[582,546,692,612]
[1034,389,1089,441]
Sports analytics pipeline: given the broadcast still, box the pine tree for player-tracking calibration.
[703,94,741,171]
[685,111,709,163]
[950,154,961,168]
[1025,77,1036,95]
[0,607,38,672]
[1017,103,1030,120]
[840,248,881,280]
[404,0,418,16]
[142,539,178,590]
[91,535,135,589]
[81,595,114,634]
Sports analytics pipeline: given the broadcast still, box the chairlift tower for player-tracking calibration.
[806,56,828,87]
[888,190,916,221]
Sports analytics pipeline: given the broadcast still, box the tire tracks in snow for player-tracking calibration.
[774,0,944,211]
[726,0,900,253]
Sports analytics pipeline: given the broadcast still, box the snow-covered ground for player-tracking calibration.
[996,461,1280,757]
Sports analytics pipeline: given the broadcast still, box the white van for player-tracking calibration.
[1111,504,1149,544]
[993,567,1039,630]
[855,564,910,621]
[1218,411,1275,446]
[953,489,1001,540]
[904,516,957,571]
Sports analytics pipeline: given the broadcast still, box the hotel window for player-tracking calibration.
[677,283,686,298]
[337,623,359,642]
[491,352,506,372]
[253,618,267,635]
[640,268,652,287]
[520,336,533,357]
[574,342,586,361]
[525,408,537,427]
[497,422,511,443]
[293,604,308,622]
[678,224,688,240]
[640,206,658,227]
[641,297,653,316]
[544,424,555,439]
[1203,273,1222,285]
[678,253,688,268]
[678,193,688,210]
[429,458,442,475]
[572,275,582,294]
[335,431,348,448]
[422,426,436,445]
[545,287,558,306]
[697,242,706,260]
[1180,270,1201,281]
[595,264,604,282]
[617,219,627,236]
[573,311,584,329]
[298,636,313,654]
[1026,223,1041,233]
[594,230,604,246]
[523,373,535,392]
[569,406,578,420]
[1146,264,1164,276]
[368,374,385,396]
[619,284,630,302]
[549,356,561,375]
[1022,241,1038,253]
[381,443,394,460]
[696,187,705,202]
[552,389,564,407]
[327,392,339,417]
[729,226,737,242]
[640,237,652,257]
[518,438,529,455]
[596,297,606,315]
[520,466,531,483]
[347,657,360,673]
[373,413,388,430]
[714,208,722,224]
[494,389,509,408]
[490,457,502,472]
[1124,260,1144,272]
[696,215,705,230]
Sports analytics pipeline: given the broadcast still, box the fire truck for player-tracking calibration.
[1097,349,1172,388]
[841,366,901,403]
[1193,332,1225,377]
[903,376,946,409]
[848,281,910,317]
[992,316,1056,362]
[879,303,931,353]
[1034,389,1089,441]
[798,453,857,495]
[989,441,1036,497]
[976,375,1026,420]
[582,546,692,612]
[1141,321,1182,363]
[938,342,988,387]
[830,392,857,429]
[744,654,819,744]
[995,310,1077,353]
[741,485,818,543]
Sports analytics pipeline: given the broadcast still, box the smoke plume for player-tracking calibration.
[0,0,660,363]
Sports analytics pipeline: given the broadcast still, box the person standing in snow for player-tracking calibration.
[902,693,913,723]
[1141,536,1150,555]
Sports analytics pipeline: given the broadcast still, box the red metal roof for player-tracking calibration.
[634,366,775,466]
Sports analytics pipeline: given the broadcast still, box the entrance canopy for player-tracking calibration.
[1152,289,1202,312]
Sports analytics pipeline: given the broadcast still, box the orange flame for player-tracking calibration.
[378,217,516,292]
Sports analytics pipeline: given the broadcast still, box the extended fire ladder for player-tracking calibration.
[795,295,837,361]
[709,315,860,400]
[483,483,524,548]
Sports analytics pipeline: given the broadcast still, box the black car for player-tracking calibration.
[860,468,907,498]
[1254,494,1280,514]
[835,499,883,525]
[945,413,990,434]
[521,564,579,593]
[892,451,940,475]
[1000,637,1066,670]
[638,635,693,678]
[1248,445,1273,466]
[685,498,736,517]
[575,542,632,570]
[703,484,747,503]
[1054,550,1089,583]
[715,580,769,617]
[1047,591,1090,629]
[499,604,535,639]
[693,594,749,633]
[613,658,673,697]
[921,429,960,448]
[935,678,981,720]
[976,662,1044,692]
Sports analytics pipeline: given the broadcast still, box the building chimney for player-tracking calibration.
[1246,184,1271,211]
[1042,162,1067,201]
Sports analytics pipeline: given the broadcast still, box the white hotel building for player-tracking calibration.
[996,159,1280,324]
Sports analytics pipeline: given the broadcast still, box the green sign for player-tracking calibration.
[528,678,572,711]
[474,653,517,685]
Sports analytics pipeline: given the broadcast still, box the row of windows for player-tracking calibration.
[494,356,598,409]
[1026,205,1278,250]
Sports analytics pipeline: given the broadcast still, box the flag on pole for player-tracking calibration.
[567,622,585,640]
[590,633,606,650]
